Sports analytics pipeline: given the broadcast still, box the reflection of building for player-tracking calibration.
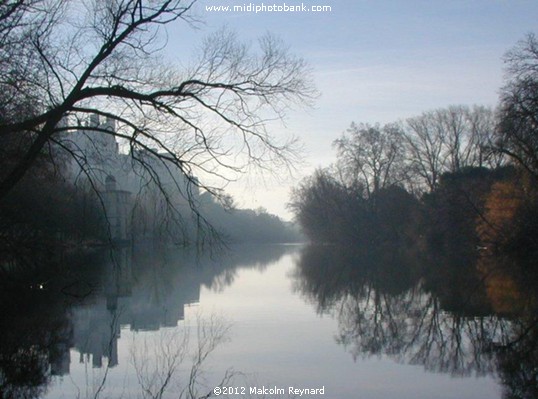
[103,175,131,242]
[49,331,72,376]
[126,272,200,331]
[63,245,289,371]
[72,300,120,368]
[69,247,200,368]
[64,114,199,241]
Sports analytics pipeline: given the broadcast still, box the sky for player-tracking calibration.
[165,0,538,220]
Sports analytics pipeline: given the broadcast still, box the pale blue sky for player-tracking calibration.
[166,0,538,219]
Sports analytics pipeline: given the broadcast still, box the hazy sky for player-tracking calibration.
[167,0,538,219]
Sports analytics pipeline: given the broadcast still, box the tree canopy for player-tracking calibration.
[0,0,315,204]
[498,33,538,178]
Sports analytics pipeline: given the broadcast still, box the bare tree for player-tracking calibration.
[464,105,502,169]
[0,1,315,218]
[497,33,538,178]
[333,122,407,199]
[404,110,449,192]
[403,105,501,193]
[289,168,364,243]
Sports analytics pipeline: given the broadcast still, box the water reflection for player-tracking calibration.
[292,244,538,397]
[0,243,293,398]
[2,241,536,398]
[0,248,97,398]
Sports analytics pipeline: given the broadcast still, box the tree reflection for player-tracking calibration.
[292,245,417,314]
[0,249,102,399]
[293,244,538,387]
[496,318,538,399]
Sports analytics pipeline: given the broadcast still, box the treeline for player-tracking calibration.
[0,172,299,251]
[290,34,538,265]
[0,148,105,248]
[0,154,298,263]
[198,192,302,244]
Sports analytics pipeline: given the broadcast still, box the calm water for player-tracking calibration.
[4,243,533,398]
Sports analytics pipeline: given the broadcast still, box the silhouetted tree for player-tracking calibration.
[333,122,407,199]
[289,168,367,243]
[404,105,500,193]
[0,0,315,221]
[423,167,507,251]
[497,33,538,178]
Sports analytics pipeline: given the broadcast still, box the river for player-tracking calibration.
[22,243,516,399]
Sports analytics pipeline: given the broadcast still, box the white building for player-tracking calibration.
[63,114,199,243]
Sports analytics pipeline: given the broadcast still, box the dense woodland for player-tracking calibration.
[290,34,538,276]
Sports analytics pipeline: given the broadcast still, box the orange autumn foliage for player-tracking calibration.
[476,179,525,247]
